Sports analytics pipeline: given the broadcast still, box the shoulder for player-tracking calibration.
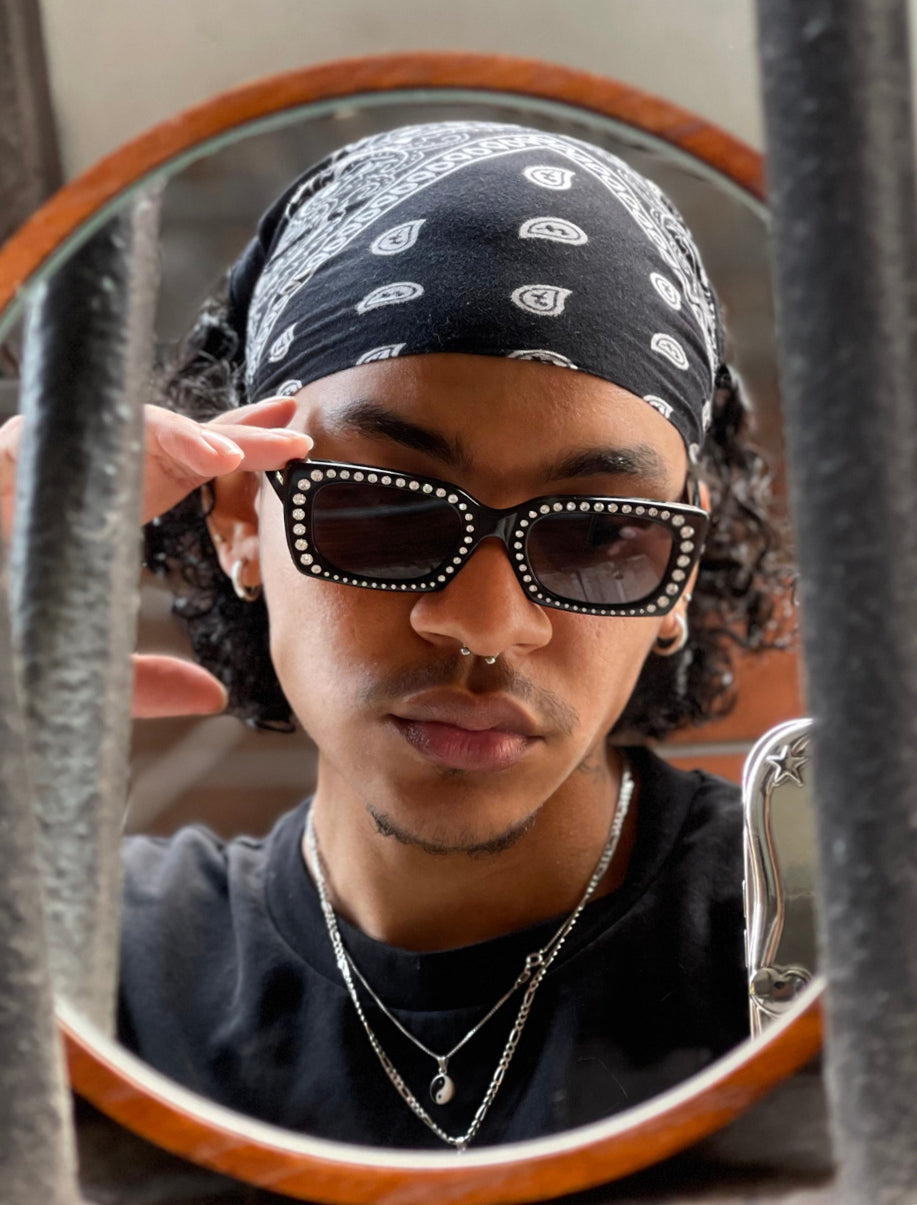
[120,826,260,969]
[628,742,740,813]
[620,746,749,1043]
[619,746,745,979]
[118,805,311,1065]
[120,802,308,953]
[122,824,254,913]
[626,744,741,880]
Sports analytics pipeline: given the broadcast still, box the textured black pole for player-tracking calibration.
[755,2,917,1201]
[0,529,81,1202]
[12,190,159,1031]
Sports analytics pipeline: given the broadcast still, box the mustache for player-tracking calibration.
[359,651,579,737]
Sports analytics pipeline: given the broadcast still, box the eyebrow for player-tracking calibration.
[544,445,671,485]
[330,400,671,486]
[329,400,470,469]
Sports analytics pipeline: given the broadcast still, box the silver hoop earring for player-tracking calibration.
[653,611,688,656]
[231,559,262,603]
[460,646,498,665]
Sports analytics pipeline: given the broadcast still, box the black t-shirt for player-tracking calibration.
[118,746,749,1149]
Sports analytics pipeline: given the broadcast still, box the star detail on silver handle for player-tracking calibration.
[765,743,807,787]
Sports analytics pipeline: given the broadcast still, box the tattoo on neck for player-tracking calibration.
[577,753,609,782]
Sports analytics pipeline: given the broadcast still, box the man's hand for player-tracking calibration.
[140,397,311,523]
[0,397,312,717]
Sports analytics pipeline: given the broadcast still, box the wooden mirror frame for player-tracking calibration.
[0,51,822,1204]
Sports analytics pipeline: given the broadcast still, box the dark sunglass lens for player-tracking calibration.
[309,483,463,580]
[526,512,675,605]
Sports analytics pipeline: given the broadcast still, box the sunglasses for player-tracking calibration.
[266,459,709,617]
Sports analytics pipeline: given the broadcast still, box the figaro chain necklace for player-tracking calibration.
[305,763,634,1150]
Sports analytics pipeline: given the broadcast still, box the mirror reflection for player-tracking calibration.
[1,94,798,1155]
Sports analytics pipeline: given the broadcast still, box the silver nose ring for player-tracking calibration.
[460,646,497,665]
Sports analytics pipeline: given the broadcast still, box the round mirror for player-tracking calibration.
[0,53,820,1203]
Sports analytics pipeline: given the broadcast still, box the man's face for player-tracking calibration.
[254,353,689,853]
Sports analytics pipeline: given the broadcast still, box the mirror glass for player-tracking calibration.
[0,85,803,1163]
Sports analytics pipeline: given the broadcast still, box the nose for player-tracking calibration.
[409,537,553,659]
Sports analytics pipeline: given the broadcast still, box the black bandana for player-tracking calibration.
[229,121,723,453]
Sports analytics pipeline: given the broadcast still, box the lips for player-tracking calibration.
[390,691,542,772]
[394,692,540,736]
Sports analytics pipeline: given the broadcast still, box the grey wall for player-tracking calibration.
[39,0,763,176]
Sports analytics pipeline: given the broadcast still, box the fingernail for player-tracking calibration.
[248,396,297,410]
[260,429,313,444]
[201,431,243,456]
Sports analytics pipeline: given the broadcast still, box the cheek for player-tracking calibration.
[551,615,660,726]
[259,520,410,709]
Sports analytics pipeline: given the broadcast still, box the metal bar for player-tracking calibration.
[0,0,63,244]
[755,1,917,1201]
[0,526,82,1203]
[11,191,160,1031]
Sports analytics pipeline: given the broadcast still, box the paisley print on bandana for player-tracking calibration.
[511,285,573,317]
[234,121,723,448]
[651,273,682,310]
[519,217,588,245]
[355,283,424,313]
[355,344,407,364]
[508,349,579,369]
[651,332,690,371]
[370,220,426,256]
[523,165,575,189]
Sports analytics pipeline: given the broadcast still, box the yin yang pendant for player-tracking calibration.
[430,1071,455,1105]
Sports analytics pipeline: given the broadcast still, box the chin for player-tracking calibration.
[365,798,540,858]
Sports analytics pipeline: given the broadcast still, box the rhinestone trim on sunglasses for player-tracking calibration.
[267,460,707,617]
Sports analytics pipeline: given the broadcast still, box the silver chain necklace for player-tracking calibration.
[305,763,634,1150]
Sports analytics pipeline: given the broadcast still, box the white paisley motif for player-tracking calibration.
[370,219,426,255]
[650,333,689,371]
[355,282,424,313]
[651,272,682,310]
[355,344,406,364]
[507,349,578,369]
[519,217,588,245]
[643,394,674,419]
[701,399,713,429]
[511,285,572,318]
[523,165,575,190]
[268,324,296,362]
[274,379,304,397]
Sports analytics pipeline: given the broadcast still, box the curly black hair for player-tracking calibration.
[144,289,792,739]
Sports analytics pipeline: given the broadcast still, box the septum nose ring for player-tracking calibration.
[460,646,498,665]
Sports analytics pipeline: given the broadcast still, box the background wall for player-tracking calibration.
[39,0,764,176]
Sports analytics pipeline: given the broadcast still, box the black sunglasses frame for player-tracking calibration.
[266,459,709,617]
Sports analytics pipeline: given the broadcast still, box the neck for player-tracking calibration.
[304,745,637,951]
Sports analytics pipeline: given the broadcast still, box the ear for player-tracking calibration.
[205,469,262,589]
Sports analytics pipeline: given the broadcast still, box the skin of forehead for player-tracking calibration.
[277,353,689,503]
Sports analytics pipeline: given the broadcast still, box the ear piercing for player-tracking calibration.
[460,646,498,665]
[231,559,262,603]
[652,611,689,656]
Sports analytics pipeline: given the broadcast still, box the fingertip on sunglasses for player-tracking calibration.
[231,396,306,425]
[245,395,301,411]
[262,430,314,451]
